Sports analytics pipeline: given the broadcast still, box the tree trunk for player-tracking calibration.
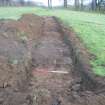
[48,0,52,8]
[48,0,50,7]
[19,0,25,6]
[75,0,79,10]
[64,0,67,8]
[0,0,3,6]
[91,0,97,10]
[50,0,52,8]
[81,0,83,10]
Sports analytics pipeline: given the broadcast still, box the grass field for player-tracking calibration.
[0,7,105,76]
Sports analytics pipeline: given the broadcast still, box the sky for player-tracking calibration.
[25,0,63,6]
[25,0,92,6]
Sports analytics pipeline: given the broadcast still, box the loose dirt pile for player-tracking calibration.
[0,14,105,105]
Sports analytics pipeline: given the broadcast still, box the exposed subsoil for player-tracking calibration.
[0,14,105,105]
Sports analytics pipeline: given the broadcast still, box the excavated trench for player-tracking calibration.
[0,14,105,105]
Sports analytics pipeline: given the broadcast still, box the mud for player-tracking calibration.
[0,14,105,105]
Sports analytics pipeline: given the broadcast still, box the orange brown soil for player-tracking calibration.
[0,14,105,105]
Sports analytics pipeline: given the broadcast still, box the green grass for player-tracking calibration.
[0,7,105,76]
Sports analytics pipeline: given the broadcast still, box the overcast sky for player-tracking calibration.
[25,0,92,6]
[25,0,63,6]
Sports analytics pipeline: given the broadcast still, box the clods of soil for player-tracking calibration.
[0,14,105,105]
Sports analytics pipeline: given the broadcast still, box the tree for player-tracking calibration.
[6,0,12,6]
[48,0,50,7]
[91,0,97,10]
[64,0,67,8]
[0,0,12,6]
[19,0,25,6]
[48,0,52,8]
[75,0,79,10]
[0,0,4,6]
[81,0,84,10]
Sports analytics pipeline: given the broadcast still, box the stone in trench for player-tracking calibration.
[72,84,81,91]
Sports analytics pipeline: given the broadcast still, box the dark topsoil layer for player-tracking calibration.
[0,14,105,105]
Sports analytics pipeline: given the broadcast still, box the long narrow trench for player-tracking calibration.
[29,17,79,105]
[1,15,105,105]
[29,17,105,105]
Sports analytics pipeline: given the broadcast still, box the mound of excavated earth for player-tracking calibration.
[0,14,105,105]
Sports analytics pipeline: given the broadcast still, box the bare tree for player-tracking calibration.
[81,0,83,10]
[64,0,67,8]
[75,0,79,10]
[48,0,52,8]
[0,0,3,6]
[48,0,50,7]
[0,0,12,6]
[91,0,97,10]
[6,0,12,6]
[19,0,25,6]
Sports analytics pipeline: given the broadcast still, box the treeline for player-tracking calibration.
[0,0,105,11]
[0,0,37,6]
[48,0,105,11]
[63,0,105,11]
[74,0,105,11]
